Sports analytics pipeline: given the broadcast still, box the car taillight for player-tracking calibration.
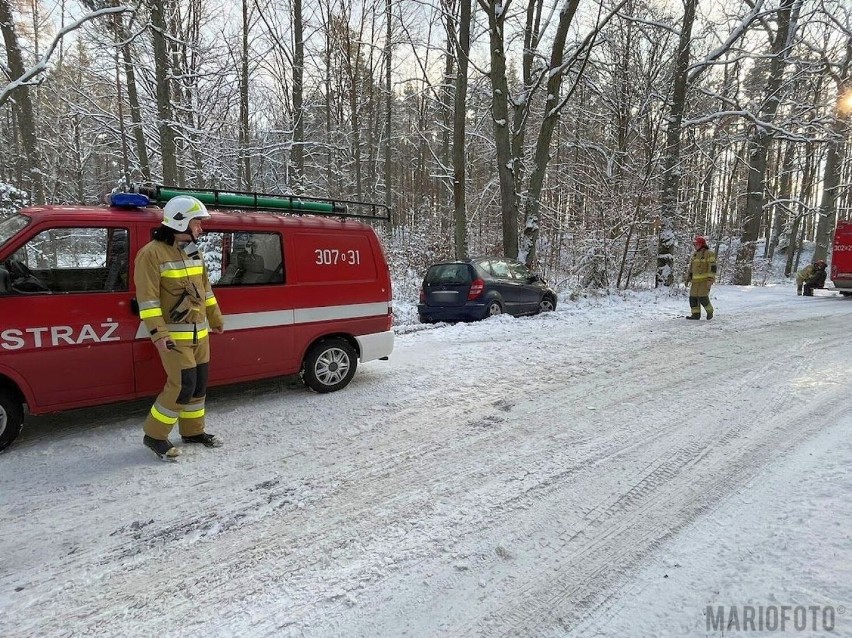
[387,306,393,330]
[419,288,425,303]
[468,278,485,300]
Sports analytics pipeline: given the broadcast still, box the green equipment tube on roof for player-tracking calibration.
[138,185,347,214]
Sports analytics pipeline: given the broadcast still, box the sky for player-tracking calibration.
[1,279,850,637]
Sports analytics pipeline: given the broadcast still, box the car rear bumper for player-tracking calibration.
[417,303,487,322]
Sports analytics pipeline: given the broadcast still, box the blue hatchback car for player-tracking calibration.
[417,257,557,323]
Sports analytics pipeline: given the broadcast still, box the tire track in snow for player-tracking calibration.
[3,298,850,637]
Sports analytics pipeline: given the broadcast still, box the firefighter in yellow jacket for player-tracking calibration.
[134,196,225,459]
[685,235,716,320]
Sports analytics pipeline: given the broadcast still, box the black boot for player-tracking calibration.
[685,315,700,320]
[144,435,181,459]
[181,432,223,448]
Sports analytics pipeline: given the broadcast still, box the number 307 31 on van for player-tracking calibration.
[0,187,394,452]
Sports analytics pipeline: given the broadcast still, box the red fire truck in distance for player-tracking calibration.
[831,220,852,297]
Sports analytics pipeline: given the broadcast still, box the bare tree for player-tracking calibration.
[734,0,802,284]
[292,0,304,192]
[452,0,472,258]
[239,0,253,189]
[148,0,178,184]
[813,27,852,261]
[655,0,696,287]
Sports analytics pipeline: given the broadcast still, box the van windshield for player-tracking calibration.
[0,214,29,248]
[425,263,471,285]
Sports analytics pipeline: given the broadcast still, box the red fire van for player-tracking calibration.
[0,187,393,451]
[831,220,852,296]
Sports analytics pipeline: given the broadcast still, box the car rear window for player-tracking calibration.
[424,264,472,285]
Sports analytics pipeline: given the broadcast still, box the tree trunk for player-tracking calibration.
[239,0,252,190]
[519,0,582,267]
[814,38,851,262]
[149,0,178,184]
[452,0,472,259]
[656,0,696,287]
[480,0,518,258]
[384,0,393,220]
[292,0,304,193]
[0,0,45,202]
[768,140,795,259]
[734,0,800,284]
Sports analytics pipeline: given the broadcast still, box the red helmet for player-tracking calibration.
[693,236,707,248]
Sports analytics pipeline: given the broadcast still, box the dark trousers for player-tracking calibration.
[689,295,713,317]
[803,284,822,296]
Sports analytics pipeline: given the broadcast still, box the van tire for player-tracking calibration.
[302,338,358,393]
[0,388,24,453]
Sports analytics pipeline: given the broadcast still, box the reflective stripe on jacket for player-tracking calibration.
[134,240,224,343]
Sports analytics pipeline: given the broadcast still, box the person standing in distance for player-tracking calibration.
[134,196,225,459]
[685,236,717,320]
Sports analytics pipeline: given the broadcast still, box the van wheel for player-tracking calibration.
[0,388,24,453]
[302,338,358,393]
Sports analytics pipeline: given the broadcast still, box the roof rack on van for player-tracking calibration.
[130,184,390,222]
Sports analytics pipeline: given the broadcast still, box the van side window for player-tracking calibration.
[200,231,284,287]
[4,227,128,294]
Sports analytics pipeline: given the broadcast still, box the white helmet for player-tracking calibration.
[162,196,210,232]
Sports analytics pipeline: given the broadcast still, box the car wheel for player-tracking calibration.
[0,388,24,453]
[538,296,556,313]
[302,338,358,393]
[486,300,503,317]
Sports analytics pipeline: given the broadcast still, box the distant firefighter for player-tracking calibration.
[685,236,717,320]
[796,260,828,296]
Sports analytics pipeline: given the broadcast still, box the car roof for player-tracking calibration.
[429,256,515,266]
[19,206,374,231]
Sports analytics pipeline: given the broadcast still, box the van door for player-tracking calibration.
[0,225,135,410]
[131,227,295,394]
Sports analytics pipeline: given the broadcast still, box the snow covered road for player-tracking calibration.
[1,285,850,637]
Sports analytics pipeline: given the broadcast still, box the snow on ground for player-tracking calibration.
[1,282,850,637]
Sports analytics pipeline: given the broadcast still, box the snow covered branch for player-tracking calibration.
[0,6,133,108]
[687,0,768,84]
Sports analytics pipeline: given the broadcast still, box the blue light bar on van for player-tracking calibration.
[110,193,150,208]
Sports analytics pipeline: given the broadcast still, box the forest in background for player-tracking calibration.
[1,0,850,291]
